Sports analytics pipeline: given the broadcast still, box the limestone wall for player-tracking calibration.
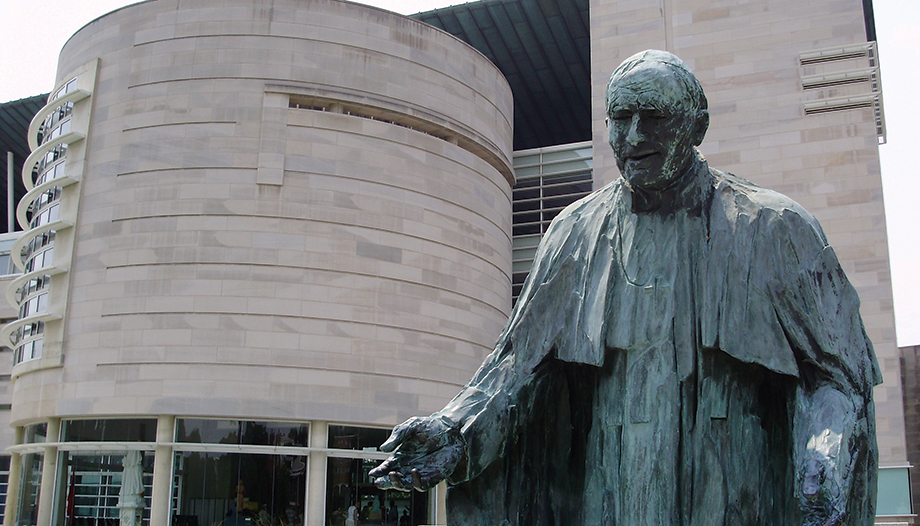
[10,0,514,427]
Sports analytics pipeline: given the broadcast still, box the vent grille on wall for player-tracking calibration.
[799,42,886,144]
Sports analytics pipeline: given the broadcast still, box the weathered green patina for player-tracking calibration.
[371,50,880,526]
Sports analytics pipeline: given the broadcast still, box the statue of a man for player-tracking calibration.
[370,50,880,526]
[118,450,144,526]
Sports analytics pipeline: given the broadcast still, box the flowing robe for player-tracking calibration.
[439,162,880,525]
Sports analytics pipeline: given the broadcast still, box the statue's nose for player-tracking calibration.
[626,114,645,146]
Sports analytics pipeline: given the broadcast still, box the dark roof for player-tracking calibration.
[412,0,590,151]
[0,94,47,233]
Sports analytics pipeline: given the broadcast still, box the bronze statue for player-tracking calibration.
[370,50,880,526]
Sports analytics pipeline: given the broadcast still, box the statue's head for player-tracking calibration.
[605,50,709,191]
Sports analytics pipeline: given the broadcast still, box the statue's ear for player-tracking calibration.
[692,110,709,146]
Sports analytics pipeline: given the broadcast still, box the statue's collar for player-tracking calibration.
[626,158,713,215]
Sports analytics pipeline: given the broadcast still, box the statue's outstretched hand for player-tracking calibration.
[369,415,466,492]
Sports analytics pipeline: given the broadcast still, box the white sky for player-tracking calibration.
[1,0,917,346]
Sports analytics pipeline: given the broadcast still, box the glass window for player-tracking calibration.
[23,424,48,444]
[327,426,390,451]
[25,339,42,363]
[325,426,428,526]
[176,419,308,447]
[511,144,593,303]
[25,247,54,274]
[62,419,158,443]
[171,419,310,525]
[19,293,48,319]
[0,456,9,523]
[511,153,539,167]
[17,452,42,526]
[60,452,153,526]
[13,323,45,364]
[171,451,305,526]
[877,466,912,515]
[13,321,44,345]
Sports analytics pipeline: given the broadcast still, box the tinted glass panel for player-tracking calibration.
[877,467,911,515]
[17,452,42,526]
[327,426,389,451]
[23,424,47,444]
[176,419,308,447]
[61,452,153,525]
[62,419,157,442]
[325,426,427,526]
[172,451,305,526]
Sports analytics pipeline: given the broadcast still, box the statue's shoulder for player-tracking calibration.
[711,169,821,228]
[550,179,623,225]
[710,168,829,256]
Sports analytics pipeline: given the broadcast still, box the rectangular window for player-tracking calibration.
[325,425,428,526]
[171,451,306,526]
[17,452,42,526]
[170,419,311,525]
[62,419,158,443]
[876,466,912,516]
[60,452,154,526]
[511,141,593,302]
[0,456,10,523]
[176,419,308,447]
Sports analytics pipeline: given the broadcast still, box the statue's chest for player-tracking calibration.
[605,210,702,351]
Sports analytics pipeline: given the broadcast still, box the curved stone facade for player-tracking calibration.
[4,2,513,523]
[11,0,512,433]
[14,0,512,425]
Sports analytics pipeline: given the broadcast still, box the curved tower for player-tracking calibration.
[3,0,513,524]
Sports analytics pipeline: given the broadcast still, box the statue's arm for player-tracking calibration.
[794,383,869,526]
[769,221,880,525]
[437,342,524,483]
[370,341,529,490]
[371,202,596,491]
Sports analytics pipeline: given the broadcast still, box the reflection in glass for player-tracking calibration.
[325,426,428,526]
[62,419,158,443]
[16,452,42,526]
[171,452,305,526]
[176,419,308,447]
[60,452,154,526]
[0,456,10,523]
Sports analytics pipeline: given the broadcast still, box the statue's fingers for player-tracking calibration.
[368,458,396,479]
[372,471,409,491]
[379,417,421,452]
[411,468,425,491]
[387,471,413,492]
[373,475,395,490]
[410,466,446,492]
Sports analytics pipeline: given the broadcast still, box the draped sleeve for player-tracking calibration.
[436,181,621,483]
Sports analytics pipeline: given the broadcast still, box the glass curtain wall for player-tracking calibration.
[172,419,309,526]
[60,453,154,526]
[0,456,9,523]
[57,419,157,526]
[17,423,47,526]
[326,426,427,526]
[511,142,593,302]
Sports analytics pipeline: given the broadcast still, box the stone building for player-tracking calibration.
[901,344,920,519]
[1,0,908,524]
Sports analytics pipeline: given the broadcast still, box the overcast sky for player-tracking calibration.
[1,0,917,346]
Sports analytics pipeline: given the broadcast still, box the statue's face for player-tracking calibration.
[606,64,706,191]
